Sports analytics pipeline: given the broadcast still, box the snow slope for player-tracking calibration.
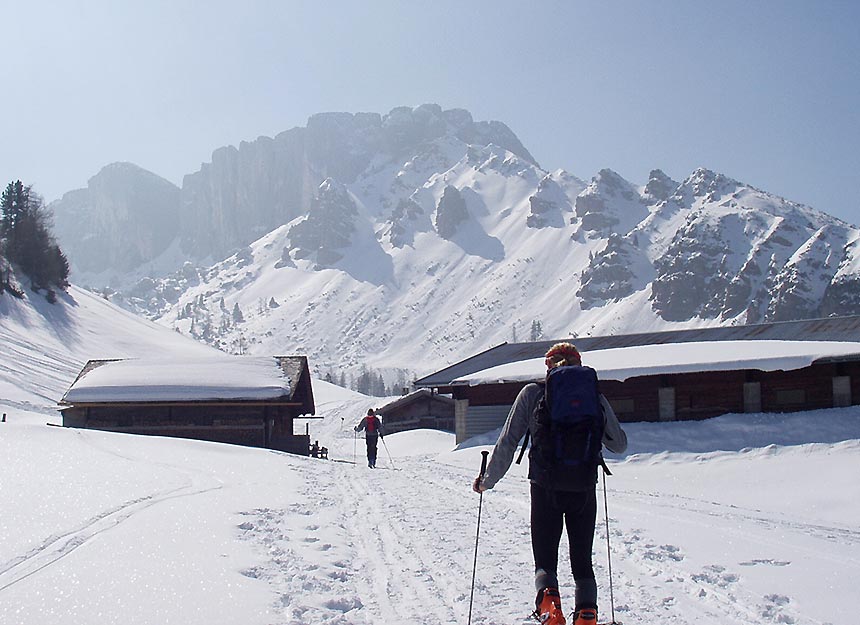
[0,285,223,411]
[2,381,858,625]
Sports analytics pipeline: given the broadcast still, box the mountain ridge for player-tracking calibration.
[45,104,860,382]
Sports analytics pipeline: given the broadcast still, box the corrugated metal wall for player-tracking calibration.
[456,403,511,443]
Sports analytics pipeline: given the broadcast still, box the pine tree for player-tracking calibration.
[1,182,29,269]
[0,181,70,293]
[232,302,244,323]
[356,367,371,395]
[372,372,386,397]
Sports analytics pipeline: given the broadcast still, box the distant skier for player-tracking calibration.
[355,408,384,468]
[473,342,628,625]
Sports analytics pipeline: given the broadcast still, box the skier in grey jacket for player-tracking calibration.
[473,342,627,625]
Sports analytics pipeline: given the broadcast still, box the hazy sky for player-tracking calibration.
[3,1,859,225]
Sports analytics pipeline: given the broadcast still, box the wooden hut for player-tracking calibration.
[377,389,455,434]
[414,317,860,443]
[59,355,316,454]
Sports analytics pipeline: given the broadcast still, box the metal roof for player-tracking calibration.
[414,316,860,388]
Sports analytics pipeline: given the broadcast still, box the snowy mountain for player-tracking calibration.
[47,104,860,381]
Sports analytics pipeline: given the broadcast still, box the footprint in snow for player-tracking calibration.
[760,594,795,624]
[739,558,791,567]
[691,564,739,588]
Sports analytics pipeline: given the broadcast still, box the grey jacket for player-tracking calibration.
[481,382,628,490]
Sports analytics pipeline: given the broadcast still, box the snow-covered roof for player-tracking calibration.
[452,340,860,385]
[416,316,860,388]
[378,388,456,414]
[62,356,297,403]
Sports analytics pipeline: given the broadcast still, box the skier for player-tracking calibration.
[473,342,627,625]
[355,408,384,468]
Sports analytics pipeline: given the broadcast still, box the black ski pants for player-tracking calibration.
[530,482,598,611]
[365,435,379,467]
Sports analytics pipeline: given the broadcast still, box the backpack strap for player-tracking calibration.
[516,382,545,465]
[600,456,612,476]
[515,429,530,465]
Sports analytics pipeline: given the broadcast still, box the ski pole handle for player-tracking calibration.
[479,450,489,477]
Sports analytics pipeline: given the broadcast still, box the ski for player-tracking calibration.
[518,613,622,625]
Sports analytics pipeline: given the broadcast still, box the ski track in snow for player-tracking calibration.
[235,432,849,625]
[235,447,484,623]
[0,482,222,593]
[0,429,224,595]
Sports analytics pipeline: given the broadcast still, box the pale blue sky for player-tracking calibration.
[3,1,859,225]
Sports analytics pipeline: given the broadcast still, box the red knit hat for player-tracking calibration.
[544,342,582,367]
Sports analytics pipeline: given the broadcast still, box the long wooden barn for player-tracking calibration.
[59,355,317,454]
[414,316,860,443]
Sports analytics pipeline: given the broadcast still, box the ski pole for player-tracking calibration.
[353,430,357,467]
[601,466,618,625]
[467,450,489,625]
[381,436,395,469]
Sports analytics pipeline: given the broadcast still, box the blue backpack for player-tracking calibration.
[517,365,605,490]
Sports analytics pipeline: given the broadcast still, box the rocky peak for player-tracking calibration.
[526,174,571,228]
[643,169,678,203]
[676,168,741,204]
[288,178,358,267]
[434,185,469,239]
[574,169,648,237]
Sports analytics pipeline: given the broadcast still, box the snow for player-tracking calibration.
[62,356,292,403]
[2,383,859,625]
[454,339,860,384]
[2,290,860,624]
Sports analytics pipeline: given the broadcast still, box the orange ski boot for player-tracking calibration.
[572,607,597,625]
[535,587,566,625]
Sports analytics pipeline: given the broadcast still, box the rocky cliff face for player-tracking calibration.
[177,104,535,262]
[51,162,180,279]
[52,104,535,276]
[577,233,647,308]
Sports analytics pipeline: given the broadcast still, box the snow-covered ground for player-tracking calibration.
[2,382,858,625]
